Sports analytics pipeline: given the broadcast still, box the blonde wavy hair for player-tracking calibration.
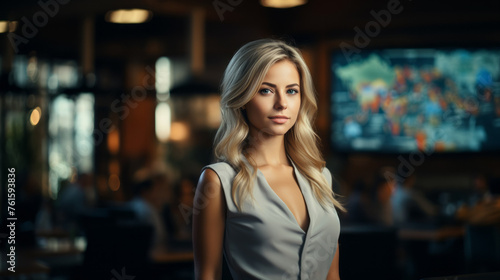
[214,38,345,212]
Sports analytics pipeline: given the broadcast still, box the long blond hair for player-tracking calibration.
[214,39,345,212]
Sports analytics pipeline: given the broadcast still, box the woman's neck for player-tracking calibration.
[245,132,288,167]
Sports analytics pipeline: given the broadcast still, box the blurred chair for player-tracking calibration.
[420,271,500,280]
[464,224,500,273]
[339,225,400,280]
[108,205,138,221]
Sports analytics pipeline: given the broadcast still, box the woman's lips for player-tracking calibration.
[269,116,289,124]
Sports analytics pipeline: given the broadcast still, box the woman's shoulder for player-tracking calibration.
[201,161,238,186]
[202,161,235,175]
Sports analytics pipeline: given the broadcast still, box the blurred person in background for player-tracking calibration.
[456,173,500,225]
[470,173,493,205]
[343,179,372,224]
[55,172,95,232]
[367,171,396,226]
[16,174,43,248]
[162,174,197,250]
[129,168,171,249]
[391,172,438,226]
[193,39,345,280]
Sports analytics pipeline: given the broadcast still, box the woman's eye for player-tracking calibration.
[287,89,299,94]
[259,88,272,94]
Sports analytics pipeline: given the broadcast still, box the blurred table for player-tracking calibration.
[19,246,83,259]
[151,248,194,263]
[398,225,465,241]
[150,248,195,279]
[36,228,72,239]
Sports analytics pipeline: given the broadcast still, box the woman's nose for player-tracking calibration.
[274,92,287,110]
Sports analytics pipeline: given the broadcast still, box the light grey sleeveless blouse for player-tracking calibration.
[202,159,340,280]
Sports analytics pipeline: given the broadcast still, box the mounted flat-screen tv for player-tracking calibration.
[330,48,500,153]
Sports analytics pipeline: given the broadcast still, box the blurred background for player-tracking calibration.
[1,0,500,279]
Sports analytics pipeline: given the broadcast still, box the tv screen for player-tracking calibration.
[331,48,500,153]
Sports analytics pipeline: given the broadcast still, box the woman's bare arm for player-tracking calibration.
[326,242,340,280]
[193,169,226,280]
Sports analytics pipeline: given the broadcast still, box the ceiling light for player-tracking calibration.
[105,9,152,24]
[260,0,307,8]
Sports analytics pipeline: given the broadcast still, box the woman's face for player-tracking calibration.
[245,59,301,138]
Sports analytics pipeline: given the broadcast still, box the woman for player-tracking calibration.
[193,39,345,280]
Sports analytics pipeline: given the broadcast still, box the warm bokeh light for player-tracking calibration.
[107,129,120,155]
[0,21,18,33]
[30,107,42,126]
[206,95,221,129]
[260,0,307,8]
[0,21,8,33]
[105,9,152,24]
[108,174,121,191]
[169,121,190,142]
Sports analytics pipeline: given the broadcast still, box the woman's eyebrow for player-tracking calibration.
[261,82,277,88]
[261,82,300,88]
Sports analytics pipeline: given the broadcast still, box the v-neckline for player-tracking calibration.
[256,160,312,234]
